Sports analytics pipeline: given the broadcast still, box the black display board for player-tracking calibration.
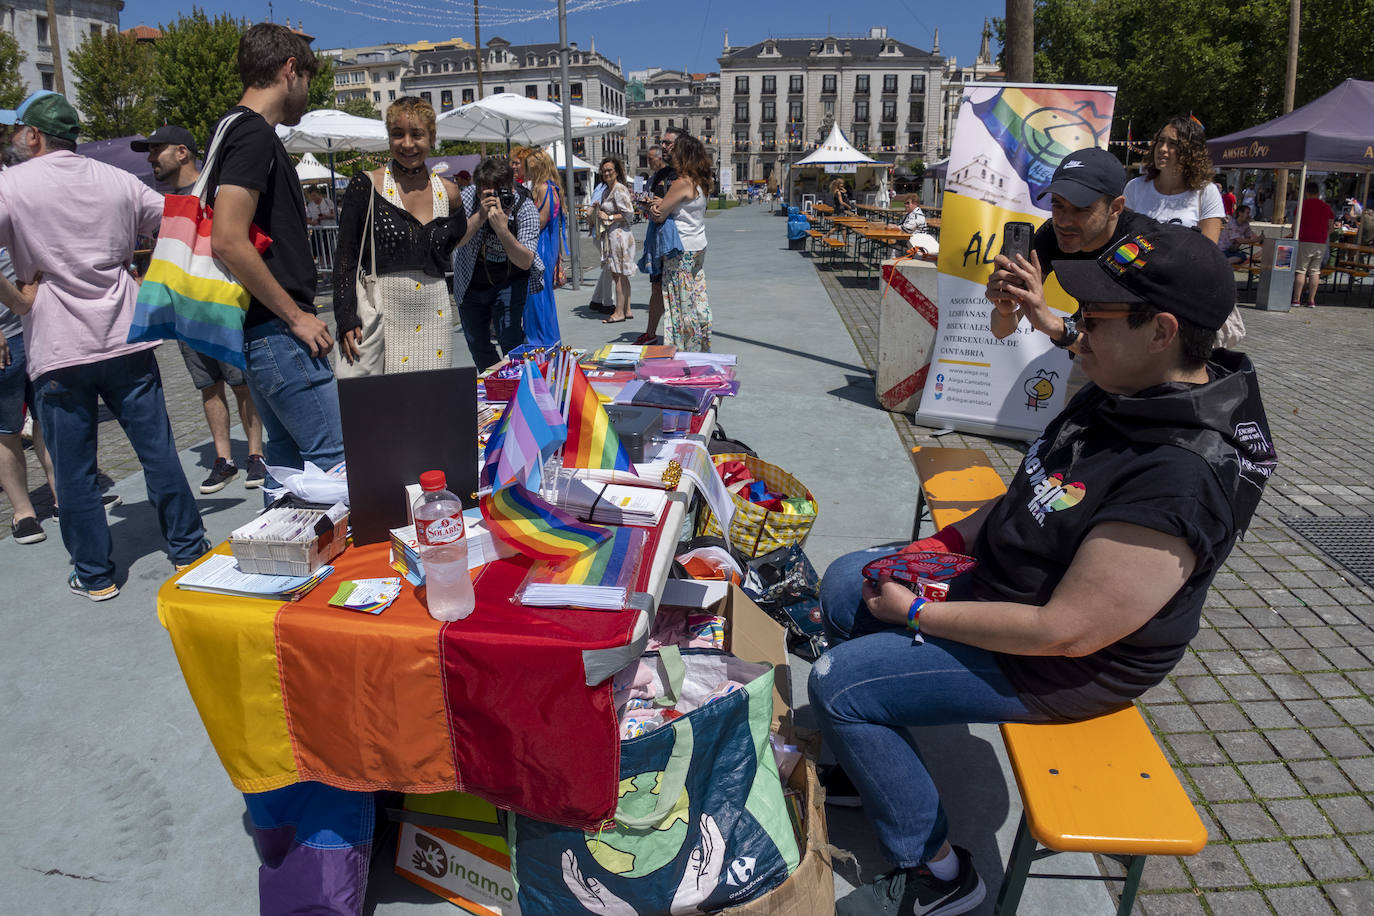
[338,367,478,545]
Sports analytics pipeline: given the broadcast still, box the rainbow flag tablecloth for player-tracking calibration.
[157,539,655,831]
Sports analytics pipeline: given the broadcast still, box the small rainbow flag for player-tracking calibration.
[482,360,567,493]
[563,364,636,474]
[481,485,612,563]
[540,526,647,589]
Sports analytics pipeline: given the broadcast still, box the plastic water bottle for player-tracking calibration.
[413,470,475,621]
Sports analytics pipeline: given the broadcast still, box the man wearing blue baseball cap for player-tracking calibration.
[0,92,206,601]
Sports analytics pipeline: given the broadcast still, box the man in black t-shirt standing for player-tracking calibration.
[210,23,345,484]
[986,147,1156,351]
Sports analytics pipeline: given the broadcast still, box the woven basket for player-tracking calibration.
[696,453,818,558]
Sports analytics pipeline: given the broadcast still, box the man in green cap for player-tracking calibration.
[0,91,206,601]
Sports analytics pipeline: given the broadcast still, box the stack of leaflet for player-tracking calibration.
[328,578,403,615]
[591,343,676,367]
[390,507,518,584]
[516,526,648,610]
[176,553,333,601]
[543,475,668,526]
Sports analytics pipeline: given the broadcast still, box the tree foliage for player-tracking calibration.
[998,0,1374,142]
[152,9,248,152]
[336,96,381,120]
[308,54,336,111]
[0,30,25,109]
[69,28,157,140]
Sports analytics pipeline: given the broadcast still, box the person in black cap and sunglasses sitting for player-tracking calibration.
[986,146,1157,352]
[811,224,1275,916]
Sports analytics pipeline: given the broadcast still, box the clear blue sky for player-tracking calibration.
[119,0,1003,75]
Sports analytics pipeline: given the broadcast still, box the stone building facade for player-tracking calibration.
[625,68,719,175]
[716,26,944,184]
[400,36,627,163]
[0,0,121,117]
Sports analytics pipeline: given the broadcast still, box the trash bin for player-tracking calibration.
[1255,236,1297,312]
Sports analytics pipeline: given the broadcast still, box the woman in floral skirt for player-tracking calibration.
[651,134,711,350]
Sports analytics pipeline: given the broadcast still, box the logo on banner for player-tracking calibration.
[412,834,449,878]
[1022,369,1058,411]
[725,856,757,886]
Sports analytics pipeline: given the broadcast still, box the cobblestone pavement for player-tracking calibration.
[815,252,1374,914]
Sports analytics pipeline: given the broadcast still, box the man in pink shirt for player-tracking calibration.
[1292,180,1335,308]
[0,91,205,600]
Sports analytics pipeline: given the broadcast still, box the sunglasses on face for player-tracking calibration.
[1080,308,1133,332]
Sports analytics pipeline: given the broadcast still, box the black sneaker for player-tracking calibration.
[244,454,268,489]
[11,516,45,544]
[820,764,864,808]
[837,847,985,916]
[200,457,238,493]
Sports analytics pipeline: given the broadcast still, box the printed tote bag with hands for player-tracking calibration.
[128,111,271,369]
[511,647,800,915]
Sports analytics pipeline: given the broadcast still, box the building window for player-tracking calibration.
[762,75,775,94]
[389,89,397,100]
[854,100,869,122]
[639,153,648,169]
[822,74,836,94]
[704,116,712,130]
[788,101,802,122]
[667,118,674,128]
[639,119,646,131]
[855,74,869,93]
[441,90,454,110]
[40,72,53,91]
[462,88,474,104]
[735,75,749,93]
[736,161,748,181]
[881,130,895,150]
[526,84,538,99]
[573,138,585,156]
[911,74,926,93]
[823,99,834,120]
[681,117,690,132]
[90,23,101,39]
[420,91,432,103]
[571,82,582,101]
[789,75,803,93]
[909,100,925,122]
[854,127,868,149]
[653,118,660,132]
[734,101,749,122]
[36,15,48,44]
[882,100,897,122]
[493,86,504,95]
[761,101,775,122]
[388,70,396,81]
[883,74,898,93]
[907,131,922,151]
[373,91,381,101]
[762,130,776,151]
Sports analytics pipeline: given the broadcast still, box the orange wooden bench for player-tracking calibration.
[910,447,1208,915]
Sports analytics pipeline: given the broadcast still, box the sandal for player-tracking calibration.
[634,332,660,345]
[602,316,629,324]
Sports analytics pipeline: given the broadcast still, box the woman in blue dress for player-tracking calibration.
[522,148,565,348]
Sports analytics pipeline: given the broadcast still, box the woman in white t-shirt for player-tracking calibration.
[1124,116,1224,243]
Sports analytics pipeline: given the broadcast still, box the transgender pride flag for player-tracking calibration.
[481,360,567,493]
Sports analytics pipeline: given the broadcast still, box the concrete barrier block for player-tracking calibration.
[876,258,940,413]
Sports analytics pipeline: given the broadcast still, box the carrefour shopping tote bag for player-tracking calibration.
[129,111,270,369]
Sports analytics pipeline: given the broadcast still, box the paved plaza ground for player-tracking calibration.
[0,203,1372,914]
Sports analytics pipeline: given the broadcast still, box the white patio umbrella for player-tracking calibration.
[545,140,593,171]
[436,93,627,150]
[276,109,391,206]
[295,152,334,183]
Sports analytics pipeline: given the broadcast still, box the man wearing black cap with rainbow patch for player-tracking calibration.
[813,224,1275,916]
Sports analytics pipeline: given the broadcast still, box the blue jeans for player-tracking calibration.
[0,332,34,434]
[33,349,205,587]
[807,547,1052,867]
[458,279,527,372]
[242,320,345,486]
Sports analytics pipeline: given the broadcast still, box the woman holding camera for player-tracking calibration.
[596,156,635,324]
[333,96,462,375]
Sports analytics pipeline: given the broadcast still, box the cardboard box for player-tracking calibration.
[394,793,521,916]
[660,580,793,736]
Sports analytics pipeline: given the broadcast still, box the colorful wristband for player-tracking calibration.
[907,597,927,632]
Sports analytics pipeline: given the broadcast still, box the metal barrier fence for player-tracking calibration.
[311,225,340,274]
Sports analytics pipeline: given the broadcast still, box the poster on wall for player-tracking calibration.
[718,165,734,197]
[915,83,1117,441]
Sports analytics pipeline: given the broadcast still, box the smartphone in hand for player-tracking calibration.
[1000,221,1035,263]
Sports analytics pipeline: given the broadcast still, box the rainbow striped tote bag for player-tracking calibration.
[128,111,270,369]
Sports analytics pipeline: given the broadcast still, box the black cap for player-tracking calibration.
[1037,147,1125,207]
[131,125,199,158]
[1054,224,1235,331]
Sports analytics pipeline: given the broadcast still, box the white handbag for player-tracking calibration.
[334,186,385,378]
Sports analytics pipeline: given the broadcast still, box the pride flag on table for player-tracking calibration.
[482,360,566,493]
[481,484,611,563]
[563,363,637,474]
[480,359,612,562]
